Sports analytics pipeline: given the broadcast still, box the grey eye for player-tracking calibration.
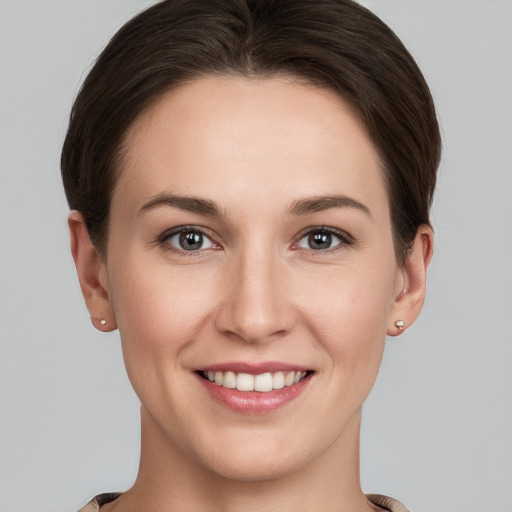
[297,230,343,250]
[167,230,214,251]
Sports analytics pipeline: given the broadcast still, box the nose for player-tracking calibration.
[214,247,294,344]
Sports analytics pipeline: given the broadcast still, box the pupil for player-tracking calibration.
[309,232,331,250]
[180,231,203,250]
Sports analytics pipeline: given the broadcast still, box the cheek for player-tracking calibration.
[299,258,396,387]
[107,252,220,372]
[107,261,224,421]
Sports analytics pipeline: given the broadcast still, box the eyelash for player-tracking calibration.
[157,226,220,256]
[293,227,354,255]
[156,226,354,256]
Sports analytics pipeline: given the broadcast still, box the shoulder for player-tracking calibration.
[78,492,409,512]
[367,493,411,512]
[76,493,122,512]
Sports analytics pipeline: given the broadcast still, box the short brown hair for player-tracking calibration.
[61,0,441,264]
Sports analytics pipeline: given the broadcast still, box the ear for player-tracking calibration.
[387,224,434,336]
[68,211,117,332]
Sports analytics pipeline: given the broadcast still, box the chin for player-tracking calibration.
[188,423,335,484]
[202,449,307,483]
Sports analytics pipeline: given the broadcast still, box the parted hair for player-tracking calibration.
[61,0,441,264]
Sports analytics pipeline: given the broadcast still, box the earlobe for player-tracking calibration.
[388,225,433,337]
[68,211,117,332]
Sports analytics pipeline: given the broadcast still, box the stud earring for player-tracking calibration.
[100,319,107,326]
[394,320,405,330]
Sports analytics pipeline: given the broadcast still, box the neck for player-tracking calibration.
[110,406,374,512]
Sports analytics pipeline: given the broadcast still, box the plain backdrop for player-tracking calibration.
[1,1,511,511]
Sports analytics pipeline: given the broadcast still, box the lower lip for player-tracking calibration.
[196,373,312,415]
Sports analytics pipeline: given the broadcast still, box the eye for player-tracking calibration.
[164,228,215,252]
[296,228,349,251]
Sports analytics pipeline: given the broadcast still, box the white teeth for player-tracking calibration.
[203,370,309,392]
[255,373,273,392]
[272,371,285,389]
[236,373,254,391]
[223,371,237,389]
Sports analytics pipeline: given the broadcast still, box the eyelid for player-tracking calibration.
[155,225,353,255]
[293,226,354,252]
[157,225,221,253]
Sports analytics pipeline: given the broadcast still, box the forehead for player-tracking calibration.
[115,75,387,217]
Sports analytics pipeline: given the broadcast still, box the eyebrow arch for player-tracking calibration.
[288,195,372,218]
[140,193,222,217]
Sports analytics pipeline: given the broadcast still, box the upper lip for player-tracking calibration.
[197,361,312,375]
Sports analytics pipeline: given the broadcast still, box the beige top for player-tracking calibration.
[78,492,411,511]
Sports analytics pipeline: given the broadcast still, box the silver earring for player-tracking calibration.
[394,320,405,330]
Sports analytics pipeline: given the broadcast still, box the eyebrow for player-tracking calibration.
[140,192,371,219]
[288,195,372,218]
[140,193,222,217]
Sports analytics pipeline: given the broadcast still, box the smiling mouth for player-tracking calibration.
[198,370,312,392]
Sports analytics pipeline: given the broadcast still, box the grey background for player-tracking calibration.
[0,1,511,511]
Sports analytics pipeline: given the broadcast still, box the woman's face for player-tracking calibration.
[101,76,407,480]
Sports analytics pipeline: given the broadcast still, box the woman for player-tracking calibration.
[62,0,440,510]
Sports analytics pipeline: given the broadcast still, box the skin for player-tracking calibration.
[70,76,433,512]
